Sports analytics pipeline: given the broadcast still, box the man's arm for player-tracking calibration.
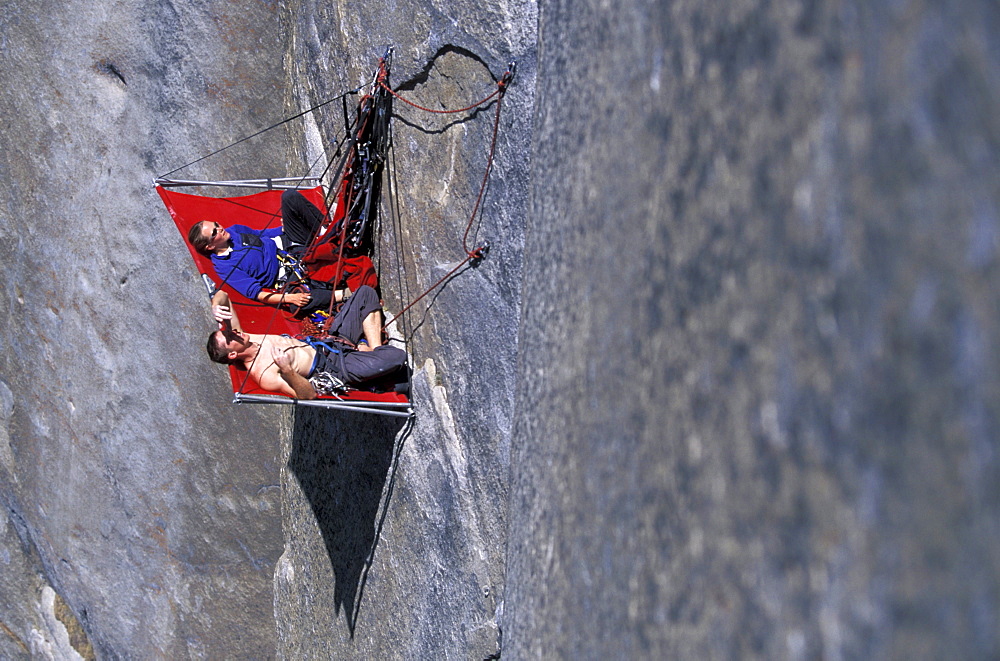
[211,290,243,332]
[210,255,263,304]
[257,289,311,309]
[263,345,317,400]
[257,286,351,308]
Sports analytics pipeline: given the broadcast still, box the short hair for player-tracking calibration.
[206,330,234,364]
[188,221,213,257]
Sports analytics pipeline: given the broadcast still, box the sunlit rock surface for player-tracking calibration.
[1,0,999,658]
[0,0,290,657]
[272,2,535,656]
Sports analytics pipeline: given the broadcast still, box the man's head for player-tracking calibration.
[188,221,230,256]
[207,328,249,364]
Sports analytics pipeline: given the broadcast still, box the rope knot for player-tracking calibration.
[470,241,491,267]
[498,61,516,95]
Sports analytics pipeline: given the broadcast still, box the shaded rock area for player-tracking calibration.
[1,0,999,658]
[505,0,1000,658]
[274,361,504,658]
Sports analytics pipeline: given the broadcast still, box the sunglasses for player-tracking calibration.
[210,223,221,239]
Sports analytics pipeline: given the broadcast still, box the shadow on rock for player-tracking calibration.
[289,408,411,636]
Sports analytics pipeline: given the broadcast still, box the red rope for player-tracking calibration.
[319,59,392,318]
[202,56,390,396]
[322,92,378,318]
[380,80,501,114]
[462,81,505,257]
[383,251,478,331]
[383,68,511,331]
[209,55,515,396]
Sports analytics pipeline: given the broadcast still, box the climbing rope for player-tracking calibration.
[382,62,515,331]
[161,49,514,400]
[380,80,503,115]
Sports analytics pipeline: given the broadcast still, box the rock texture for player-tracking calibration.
[272,3,535,657]
[0,0,290,657]
[2,0,1000,658]
[505,0,1000,658]
[1,0,535,658]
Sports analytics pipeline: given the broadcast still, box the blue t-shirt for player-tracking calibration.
[210,224,283,300]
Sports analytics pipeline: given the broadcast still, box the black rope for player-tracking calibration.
[193,96,366,301]
[159,88,361,178]
[205,148,330,297]
[165,52,398,400]
[320,115,361,221]
[342,94,351,138]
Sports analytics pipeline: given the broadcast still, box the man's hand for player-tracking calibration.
[284,291,312,308]
[212,304,233,329]
[268,344,316,400]
[271,345,293,372]
[210,290,243,333]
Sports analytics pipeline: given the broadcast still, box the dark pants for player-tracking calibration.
[280,189,324,250]
[291,284,332,316]
[280,190,330,316]
[311,285,407,385]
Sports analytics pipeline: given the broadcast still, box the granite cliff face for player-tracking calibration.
[2,0,999,658]
[507,1,1000,658]
[1,0,532,657]
[1,1,291,657]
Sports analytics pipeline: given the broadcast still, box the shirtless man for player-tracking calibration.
[206,285,407,399]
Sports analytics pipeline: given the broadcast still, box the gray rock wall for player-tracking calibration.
[0,0,291,657]
[505,0,1000,658]
[1,0,536,657]
[272,2,535,657]
[2,0,999,658]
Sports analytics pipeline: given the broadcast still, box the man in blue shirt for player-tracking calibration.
[187,190,352,315]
